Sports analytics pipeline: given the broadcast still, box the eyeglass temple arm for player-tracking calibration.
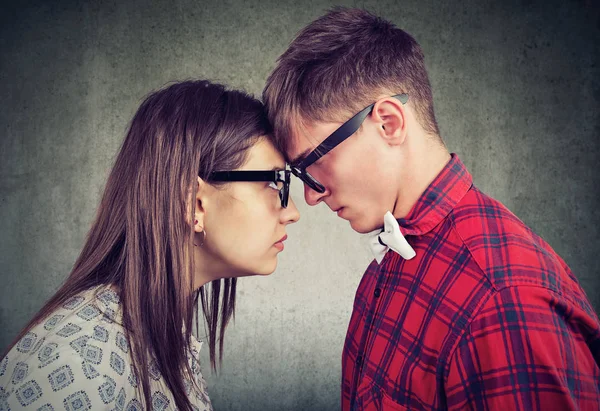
[299,94,408,168]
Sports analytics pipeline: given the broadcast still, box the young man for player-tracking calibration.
[263,7,600,411]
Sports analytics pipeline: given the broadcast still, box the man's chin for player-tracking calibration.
[347,217,378,234]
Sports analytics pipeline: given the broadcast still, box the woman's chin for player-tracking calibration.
[252,257,279,277]
[257,263,278,276]
[228,261,277,278]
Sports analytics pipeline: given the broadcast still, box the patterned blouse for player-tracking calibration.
[0,286,212,410]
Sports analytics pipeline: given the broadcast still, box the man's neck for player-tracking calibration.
[392,142,451,219]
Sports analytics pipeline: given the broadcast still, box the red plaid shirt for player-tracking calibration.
[342,154,600,410]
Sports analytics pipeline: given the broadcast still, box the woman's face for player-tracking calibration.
[193,138,300,286]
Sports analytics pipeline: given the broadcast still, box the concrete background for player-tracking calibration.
[1,0,599,410]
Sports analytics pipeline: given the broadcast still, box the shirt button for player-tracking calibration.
[356,355,363,366]
[374,288,381,298]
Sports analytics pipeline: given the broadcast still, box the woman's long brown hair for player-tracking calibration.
[2,80,270,411]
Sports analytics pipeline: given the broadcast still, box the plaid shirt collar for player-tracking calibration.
[398,153,473,237]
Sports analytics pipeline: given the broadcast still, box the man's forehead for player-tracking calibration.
[287,138,312,164]
[286,121,335,163]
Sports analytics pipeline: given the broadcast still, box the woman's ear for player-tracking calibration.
[372,96,407,146]
[193,176,207,233]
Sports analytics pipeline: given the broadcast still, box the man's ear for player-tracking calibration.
[371,96,407,146]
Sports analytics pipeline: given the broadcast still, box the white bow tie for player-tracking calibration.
[367,211,416,264]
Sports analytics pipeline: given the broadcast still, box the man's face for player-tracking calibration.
[288,117,399,233]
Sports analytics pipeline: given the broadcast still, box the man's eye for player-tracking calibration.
[268,181,280,190]
[314,156,325,166]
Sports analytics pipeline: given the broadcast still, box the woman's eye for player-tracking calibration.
[268,181,280,190]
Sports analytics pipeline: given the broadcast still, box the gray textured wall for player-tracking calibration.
[1,0,599,410]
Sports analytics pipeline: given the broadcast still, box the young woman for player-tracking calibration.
[0,80,300,410]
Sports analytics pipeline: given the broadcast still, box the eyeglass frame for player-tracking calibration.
[290,93,409,194]
[209,169,291,208]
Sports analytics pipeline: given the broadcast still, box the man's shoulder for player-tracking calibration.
[451,186,527,232]
[449,186,573,293]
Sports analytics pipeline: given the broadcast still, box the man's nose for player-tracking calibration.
[304,182,328,206]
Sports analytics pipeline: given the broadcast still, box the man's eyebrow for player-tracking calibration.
[291,148,312,165]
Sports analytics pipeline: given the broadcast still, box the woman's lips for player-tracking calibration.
[274,234,287,251]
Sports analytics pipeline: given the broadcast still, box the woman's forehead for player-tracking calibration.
[240,138,286,170]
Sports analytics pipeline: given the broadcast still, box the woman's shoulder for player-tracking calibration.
[185,337,213,410]
[14,285,126,359]
[0,285,138,410]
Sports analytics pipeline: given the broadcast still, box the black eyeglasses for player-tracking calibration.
[290,93,409,193]
[209,169,291,208]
